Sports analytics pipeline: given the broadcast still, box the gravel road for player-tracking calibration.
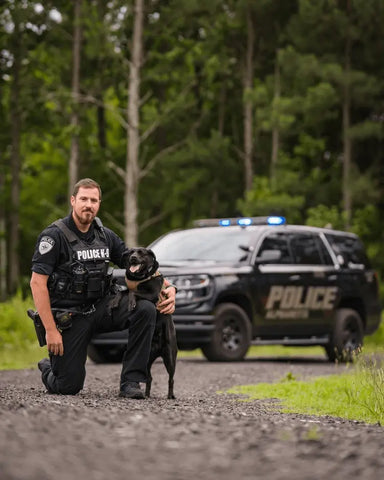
[0,354,383,480]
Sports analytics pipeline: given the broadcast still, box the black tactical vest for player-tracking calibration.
[48,218,111,306]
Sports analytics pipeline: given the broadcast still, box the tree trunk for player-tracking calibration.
[8,18,21,295]
[96,0,106,150]
[0,173,6,300]
[68,0,82,198]
[218,83,226,136]
[97,102,106,149]
[0,72,6,299]
[124,0,144,246]
[270,49,280,186]
[243,5,254,193]
[342,14,352,230]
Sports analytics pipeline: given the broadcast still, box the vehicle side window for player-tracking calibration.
[257,232,292,264]
[290,233,325,265]
[325,234,370,268]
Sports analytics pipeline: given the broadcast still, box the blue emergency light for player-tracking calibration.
[219,219,231,226]
[237,218,253,226]
[267,216,286,225]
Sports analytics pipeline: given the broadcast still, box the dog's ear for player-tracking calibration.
[147,249,159,275]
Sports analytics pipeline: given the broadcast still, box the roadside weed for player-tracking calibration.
[344,357,384,425]
[302,426,322,441]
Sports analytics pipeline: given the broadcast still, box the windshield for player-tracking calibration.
[151,227,256,263]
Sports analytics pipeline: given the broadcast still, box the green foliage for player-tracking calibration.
[306,205,344,230]
[237,176,305,223]
[1,0,384,296]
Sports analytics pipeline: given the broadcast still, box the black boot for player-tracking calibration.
[38,358,54,393]
[119,382,145,399]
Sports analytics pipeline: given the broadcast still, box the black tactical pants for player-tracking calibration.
[41,292,157,395]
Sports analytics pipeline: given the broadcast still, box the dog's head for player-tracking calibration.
[125,248,159,281]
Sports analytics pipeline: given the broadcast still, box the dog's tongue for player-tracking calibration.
[130,264,141,273]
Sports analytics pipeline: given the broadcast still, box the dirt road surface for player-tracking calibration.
[0,354,383,480]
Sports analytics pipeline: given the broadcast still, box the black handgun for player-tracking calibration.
[27,309,46,347]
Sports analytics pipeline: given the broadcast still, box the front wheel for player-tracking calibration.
[201,303,251,361]
[325,308,364,363]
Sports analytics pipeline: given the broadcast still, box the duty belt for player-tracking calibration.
[52,303,97,317]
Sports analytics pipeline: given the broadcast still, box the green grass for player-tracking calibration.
[225,358,384,425]
[0,342,44,370]
[0,292,43,370]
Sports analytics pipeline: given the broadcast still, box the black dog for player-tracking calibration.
[125,248,178,399]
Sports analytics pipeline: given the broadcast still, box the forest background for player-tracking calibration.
[1,0,384,302]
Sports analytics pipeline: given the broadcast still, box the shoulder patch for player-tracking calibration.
[38,236,55,255]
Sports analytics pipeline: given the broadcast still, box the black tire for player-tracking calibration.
[201,303,251,361]
[325,308,364,363]
[87,344,125,363]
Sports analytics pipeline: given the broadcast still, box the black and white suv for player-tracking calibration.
[88,216,382,363]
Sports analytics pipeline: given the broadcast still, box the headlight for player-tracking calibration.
[166,274,213,305]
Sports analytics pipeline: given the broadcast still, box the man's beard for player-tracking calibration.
[74,209,95,225]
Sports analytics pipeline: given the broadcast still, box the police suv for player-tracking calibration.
[88,216,382,363]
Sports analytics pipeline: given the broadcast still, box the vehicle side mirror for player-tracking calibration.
[254,249,282,264]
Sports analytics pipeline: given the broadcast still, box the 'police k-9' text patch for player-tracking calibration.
[38,236,55,255]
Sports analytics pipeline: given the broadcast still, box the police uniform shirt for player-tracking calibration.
[31,214,128,276]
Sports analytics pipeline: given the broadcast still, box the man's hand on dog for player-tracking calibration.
[157,286,176,314]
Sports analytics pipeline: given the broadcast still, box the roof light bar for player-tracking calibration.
[194,216,287,228]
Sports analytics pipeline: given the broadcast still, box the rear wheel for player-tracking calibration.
[87,344,125,363]
[325,308,363,363]
[202,303,251,361]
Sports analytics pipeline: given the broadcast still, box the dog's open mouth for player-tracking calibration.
[129,264,142,274]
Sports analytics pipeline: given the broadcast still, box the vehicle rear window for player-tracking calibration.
[325,234,370,268]
[257,232,334,265]
[291,233,334,265]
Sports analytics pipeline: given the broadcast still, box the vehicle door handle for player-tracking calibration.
[328,275,337,281]
[289,275,301,281]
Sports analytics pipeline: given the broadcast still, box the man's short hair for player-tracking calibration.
[72,178,102,200]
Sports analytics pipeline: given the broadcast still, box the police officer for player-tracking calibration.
[30,178,176,399]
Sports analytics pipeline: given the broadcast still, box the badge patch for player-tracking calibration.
[38,236,55,255]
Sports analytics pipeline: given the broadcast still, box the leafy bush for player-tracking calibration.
[0,294,44,369]
[0,293,36,347]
